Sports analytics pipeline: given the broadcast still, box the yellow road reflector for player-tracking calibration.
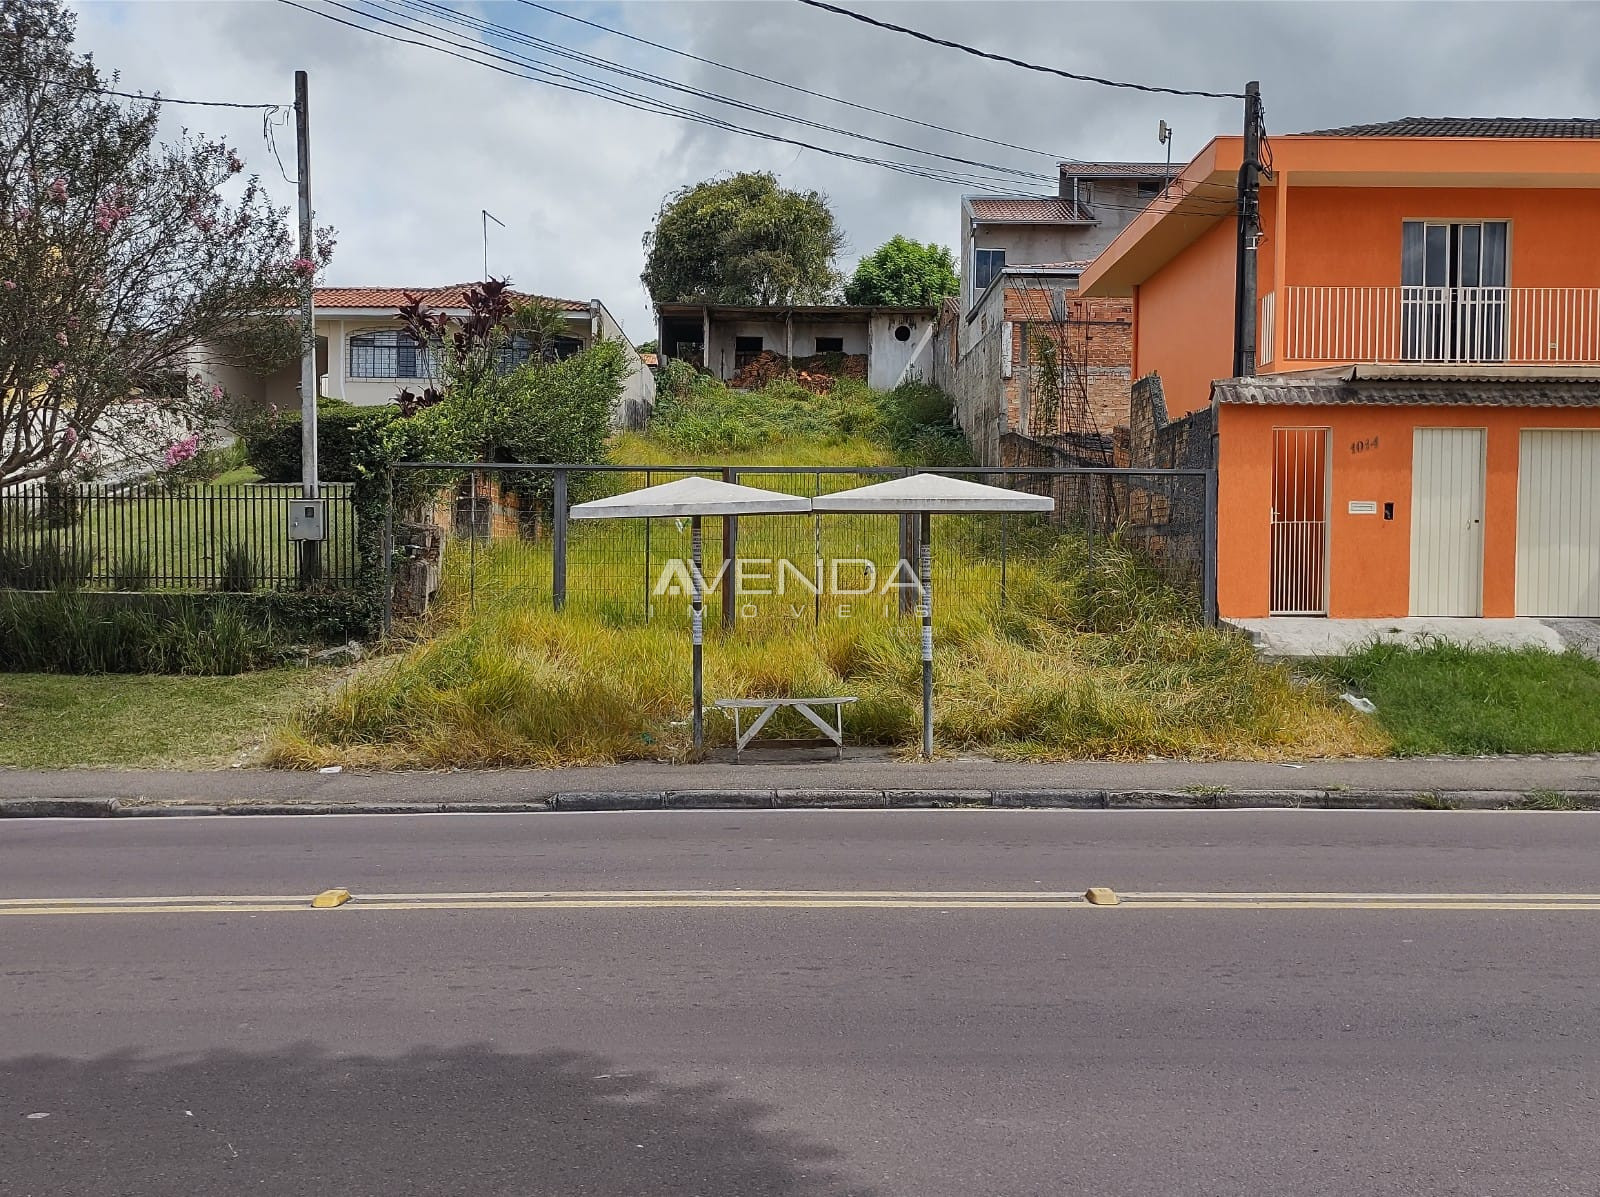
[1084,886,1120,906]
[310,888,351,909]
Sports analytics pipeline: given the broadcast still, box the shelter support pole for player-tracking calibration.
[721,467,737,628]
[920,511,933,760]
[692,514,704,750]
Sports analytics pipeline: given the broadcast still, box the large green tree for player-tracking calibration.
[641,172,843,305]
[844,236,959,307]
[0,0,331,488]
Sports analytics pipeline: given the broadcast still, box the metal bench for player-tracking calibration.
[714,697,857,760]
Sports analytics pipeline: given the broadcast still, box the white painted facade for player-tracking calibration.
[201,298,655,430]
[658,304,936,391]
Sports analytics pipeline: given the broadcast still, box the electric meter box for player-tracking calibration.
[288,499,328,542]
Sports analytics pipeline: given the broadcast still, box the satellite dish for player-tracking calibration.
[1158,120,1171,144]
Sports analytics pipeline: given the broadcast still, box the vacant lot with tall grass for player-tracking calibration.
[272,373,1383,767]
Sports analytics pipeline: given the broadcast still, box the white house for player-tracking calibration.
[655,302,937,390]
[205,284,655,429]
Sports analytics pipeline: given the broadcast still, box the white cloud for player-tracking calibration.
[69,0,1600,339]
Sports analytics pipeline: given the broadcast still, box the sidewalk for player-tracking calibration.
[4,752,1600,816]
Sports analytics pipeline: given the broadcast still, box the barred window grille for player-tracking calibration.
[350,331,585,380]
[348,330,436,379]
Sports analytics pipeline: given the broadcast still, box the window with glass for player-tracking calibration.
[1401,220,1510,362]
[973,248,1006,299]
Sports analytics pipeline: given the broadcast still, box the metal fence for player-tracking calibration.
[0,482,360,592]
[387,463,1216,629]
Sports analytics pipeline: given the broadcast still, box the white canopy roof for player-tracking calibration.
[810,473,1056,514]
[569,475,812,519]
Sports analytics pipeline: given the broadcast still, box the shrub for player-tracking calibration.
[40,478,84,528]
[0,541,94,589]
[217,543,257,593]
[240,399,401,484]
[877,380,969,466]
[0,591,371,674]
[110,552,152,591]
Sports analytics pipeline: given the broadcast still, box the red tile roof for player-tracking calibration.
[968,197,1093,223]
[313,285,589,311]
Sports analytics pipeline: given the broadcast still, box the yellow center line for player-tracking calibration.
[4,889,1600,916]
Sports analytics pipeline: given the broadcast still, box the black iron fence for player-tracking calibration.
[386,463,1216,629]
[0,482,360,592]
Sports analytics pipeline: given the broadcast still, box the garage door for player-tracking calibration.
[1517,430,1600,616]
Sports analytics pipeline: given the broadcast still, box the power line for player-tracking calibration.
[377,0,1057,187]
[345,0,1046,191]
[274,1,1242,219]
[516,0,1078,166]
[275,0,1056,192]
[514,0,1246,214]
[794,0,1246,100]
[0,70,281,110]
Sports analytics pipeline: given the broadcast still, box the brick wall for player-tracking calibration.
[933,277,1134,466]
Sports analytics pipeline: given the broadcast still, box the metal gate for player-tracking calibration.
[1270,427,1330,615]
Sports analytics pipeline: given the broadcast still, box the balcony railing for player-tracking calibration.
[1278,286,1600,366]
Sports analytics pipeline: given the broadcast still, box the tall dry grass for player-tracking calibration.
[269,527,1385,768]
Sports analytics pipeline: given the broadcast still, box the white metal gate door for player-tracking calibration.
[1270,427,1330,616]
[1410,427,1486,616]
[1517,430,1600,616]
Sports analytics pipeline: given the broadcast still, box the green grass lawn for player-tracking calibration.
[0,670,325,768]
[1313,640,1600,755]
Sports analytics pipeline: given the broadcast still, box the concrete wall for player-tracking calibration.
[936,313,1007,466]
[1077,178,1161,251]
[593,300,656,429]
[867,311,936,389]
[961,180,1158,310]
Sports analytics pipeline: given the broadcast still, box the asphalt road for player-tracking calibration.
[5,810,1600,1196]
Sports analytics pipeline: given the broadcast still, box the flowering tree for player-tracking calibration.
[0,0,334,488]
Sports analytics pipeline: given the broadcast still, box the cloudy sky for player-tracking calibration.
[70,0,1600,339]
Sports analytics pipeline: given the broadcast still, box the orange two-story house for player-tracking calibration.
[1080,118,1600,621]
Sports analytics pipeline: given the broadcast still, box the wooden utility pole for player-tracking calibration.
[295,69,321,584]
[1232,81,1263,379]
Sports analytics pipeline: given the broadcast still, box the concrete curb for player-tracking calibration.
[4,788,1599,818]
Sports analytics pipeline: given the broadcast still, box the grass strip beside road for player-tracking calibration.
[1312,640,1600,756]
[0,669,328,768]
